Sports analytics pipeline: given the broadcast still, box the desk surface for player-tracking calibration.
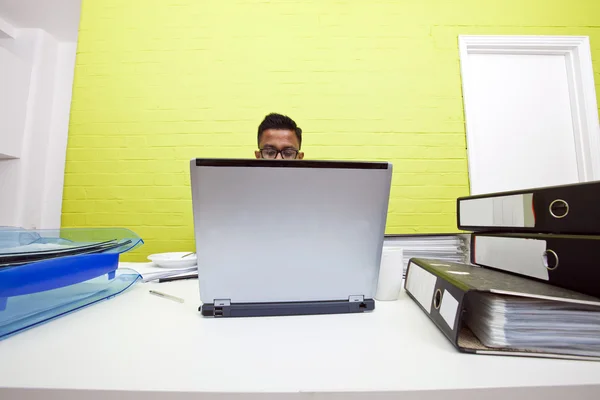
[2,263,600,399]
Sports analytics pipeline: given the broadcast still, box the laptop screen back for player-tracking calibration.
[190,159,393,304]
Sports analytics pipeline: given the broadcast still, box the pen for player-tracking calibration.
[158,273,198,283]
[149,290,184,303]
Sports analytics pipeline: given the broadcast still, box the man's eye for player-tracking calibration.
[262,149,277,158]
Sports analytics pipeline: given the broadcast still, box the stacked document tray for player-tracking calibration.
[0,228,144,340]
[383,233,470,278]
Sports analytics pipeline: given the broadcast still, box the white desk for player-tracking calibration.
[1,263,600,400]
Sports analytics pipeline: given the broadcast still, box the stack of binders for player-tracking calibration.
[404,181,600,361]
[457,180,600,297]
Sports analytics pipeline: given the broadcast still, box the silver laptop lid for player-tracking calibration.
[190,158,393,304]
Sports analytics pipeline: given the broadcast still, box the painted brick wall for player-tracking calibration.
[63,0,600,260]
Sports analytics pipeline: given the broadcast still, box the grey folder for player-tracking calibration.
[189,158,393,317]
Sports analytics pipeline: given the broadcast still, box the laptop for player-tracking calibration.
[189,158,393,317]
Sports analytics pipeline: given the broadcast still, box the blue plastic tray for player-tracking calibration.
[0,228,145,340]
[0,254,141,340]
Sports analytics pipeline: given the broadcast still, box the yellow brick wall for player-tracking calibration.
[63,0,600,260]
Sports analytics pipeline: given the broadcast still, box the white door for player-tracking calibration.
[459,35,600,195]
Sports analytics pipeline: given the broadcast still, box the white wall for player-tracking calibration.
[0,25,36,161]
[0,46,30,159]
[41,42,77,229]
[16,30,60,229]
[0,28,38,227]
[0,9,79,229]
[0,158,20,226]
[0,15,17,39]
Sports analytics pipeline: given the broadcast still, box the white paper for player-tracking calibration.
[405,262,437,313]
[119,262,197,282]
[463,292,600,357]
[140,267,197,282]
[460,194,531,227]
[439,289,459,329]
[475,236,549,280]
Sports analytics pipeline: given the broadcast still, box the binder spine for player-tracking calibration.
[404,260,465,347]
[457,181,600,234]
[471,235,550,281]
[470,234,600,299]
[458,193,534,232]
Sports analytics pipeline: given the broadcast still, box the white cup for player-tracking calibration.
[375,247,404,301]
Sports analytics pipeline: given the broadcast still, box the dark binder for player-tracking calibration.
[404,258,600,361]
[456,180,600,234]
[470,233,600,299]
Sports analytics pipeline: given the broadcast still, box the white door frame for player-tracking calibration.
[459,35,600,193]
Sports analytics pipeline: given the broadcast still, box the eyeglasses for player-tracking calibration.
[259,148,299,160]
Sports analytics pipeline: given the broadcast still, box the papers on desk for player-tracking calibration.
[464,292,600,357]
[122,262,198,283]
[141,267,198,282]
[383,234,469,278]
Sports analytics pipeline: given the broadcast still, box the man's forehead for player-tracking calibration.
[260,129,299,147]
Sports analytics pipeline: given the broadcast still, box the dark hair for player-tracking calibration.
[257,113,302,149]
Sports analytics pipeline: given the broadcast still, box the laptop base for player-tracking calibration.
[200,299,375,318]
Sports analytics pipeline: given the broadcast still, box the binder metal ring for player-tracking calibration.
[433,289,442,310]
[543,249,559,270]
[549,199,569,219]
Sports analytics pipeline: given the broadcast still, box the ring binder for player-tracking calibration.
[471,233,600,298]
[456,181,600,234]
[405,258,600,361]
[549,199,569,219]
[434,289,442,309]
[543,249,559,270]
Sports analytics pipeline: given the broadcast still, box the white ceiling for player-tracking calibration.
[0,0,81,42]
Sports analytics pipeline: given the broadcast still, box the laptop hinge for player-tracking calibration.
[348,295,364,302]
[213,299,231,317]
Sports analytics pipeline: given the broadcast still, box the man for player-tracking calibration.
[255,113,304,160]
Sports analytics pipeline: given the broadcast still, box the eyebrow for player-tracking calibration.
[261,146,297,151]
